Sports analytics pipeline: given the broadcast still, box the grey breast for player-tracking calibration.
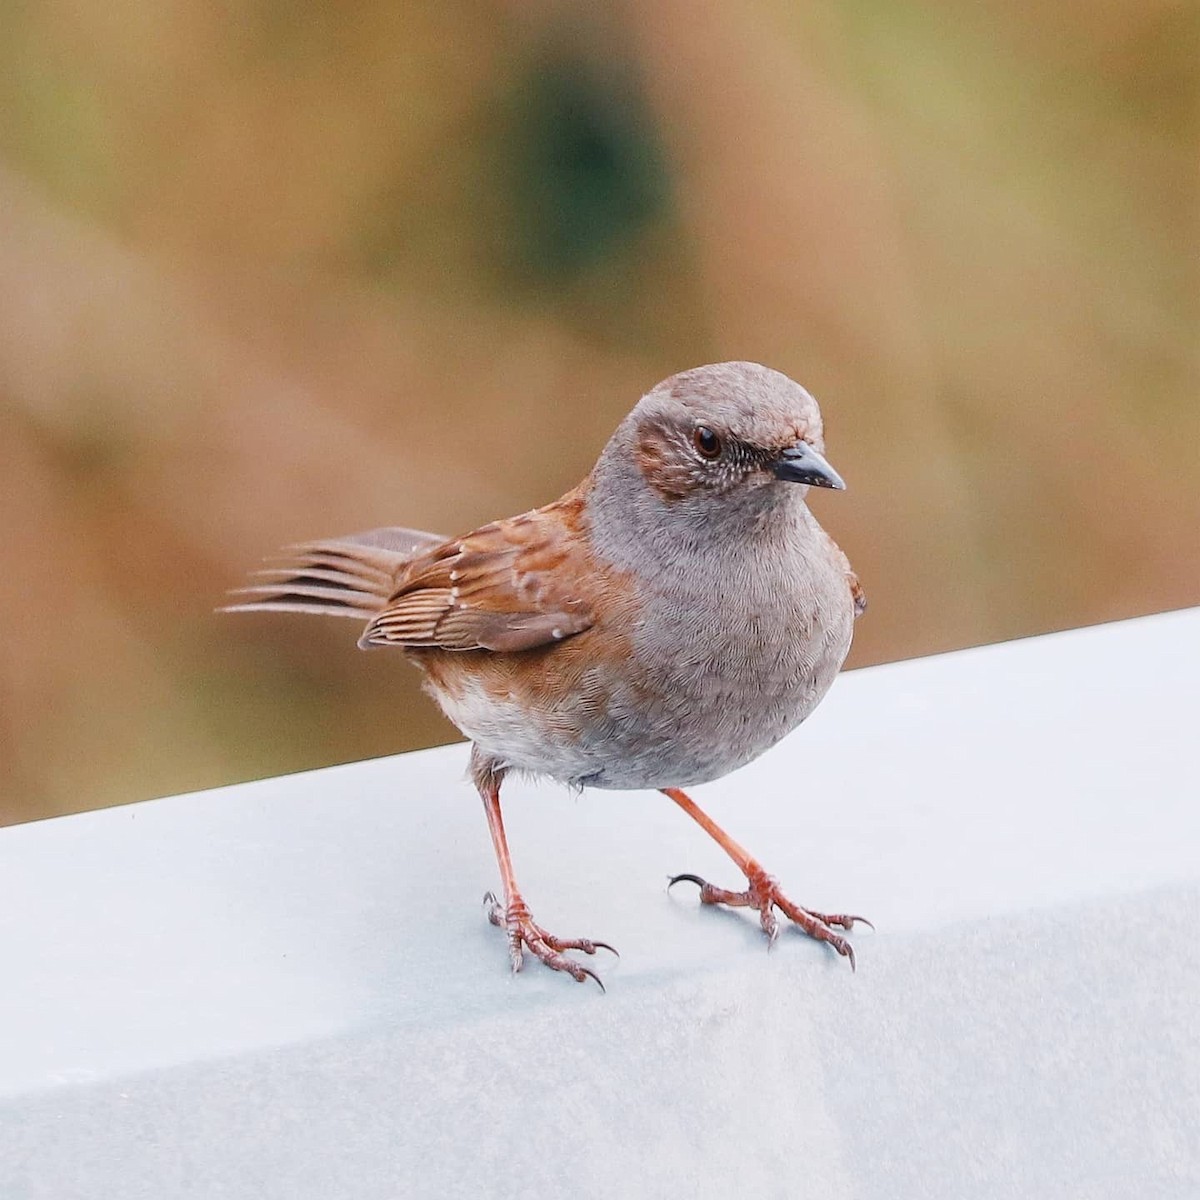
[574,503,854,790]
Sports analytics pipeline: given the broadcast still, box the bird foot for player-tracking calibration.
[668,867,871,970]
[483,892,616,990]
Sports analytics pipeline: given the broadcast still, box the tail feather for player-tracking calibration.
[249,565,384,588]
[220,525,446,622]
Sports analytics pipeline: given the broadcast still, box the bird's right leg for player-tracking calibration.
[475,758,613,988]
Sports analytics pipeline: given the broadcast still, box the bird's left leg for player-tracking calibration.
[661,787,871,970]
[475,757,614,988]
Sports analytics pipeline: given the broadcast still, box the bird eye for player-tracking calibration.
[693,426,722,460]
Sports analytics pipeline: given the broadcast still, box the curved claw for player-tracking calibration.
[819,913,875,933]
[579,966,606,993]
[667,873,708,891]
[760,905,780,946]
[591,941,620,958]
[771,909,859,972]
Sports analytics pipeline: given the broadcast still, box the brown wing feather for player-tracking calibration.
[815,527,865,619]
[359,490,595,653]
[849,571,867,618]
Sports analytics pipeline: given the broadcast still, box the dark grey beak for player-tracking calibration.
[773,442,846,490]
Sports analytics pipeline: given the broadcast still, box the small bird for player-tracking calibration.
[225,362,869,987]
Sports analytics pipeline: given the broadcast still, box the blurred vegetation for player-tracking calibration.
[0,0,1196,824]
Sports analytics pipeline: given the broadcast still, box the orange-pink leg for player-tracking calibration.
[479,778,614,988]
[661,787,871,970]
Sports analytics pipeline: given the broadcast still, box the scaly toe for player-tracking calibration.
[776,899,859,971]
[485,897,612,988]
[529,922,618,957]
[525,932,606,991]
[673,871,864,970]
[809,911,875,933]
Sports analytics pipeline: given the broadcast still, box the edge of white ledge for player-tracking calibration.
[1,607,1198,1200]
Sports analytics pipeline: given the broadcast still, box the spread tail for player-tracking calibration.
[220,526,445,620]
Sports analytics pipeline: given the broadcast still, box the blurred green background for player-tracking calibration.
[1,0,1196,825]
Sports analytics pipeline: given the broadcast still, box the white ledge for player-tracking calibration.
[2,609,1198,1199]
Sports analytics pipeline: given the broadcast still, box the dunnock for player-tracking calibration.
[225,362,868,987]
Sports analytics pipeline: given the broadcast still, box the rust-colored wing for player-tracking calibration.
[848,570,867,618]
[817,528,866,619]
[359,490,596,653]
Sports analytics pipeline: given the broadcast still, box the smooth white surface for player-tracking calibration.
[2,609,1199,1198]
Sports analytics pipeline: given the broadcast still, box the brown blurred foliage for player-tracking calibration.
[1,0,1197,824]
